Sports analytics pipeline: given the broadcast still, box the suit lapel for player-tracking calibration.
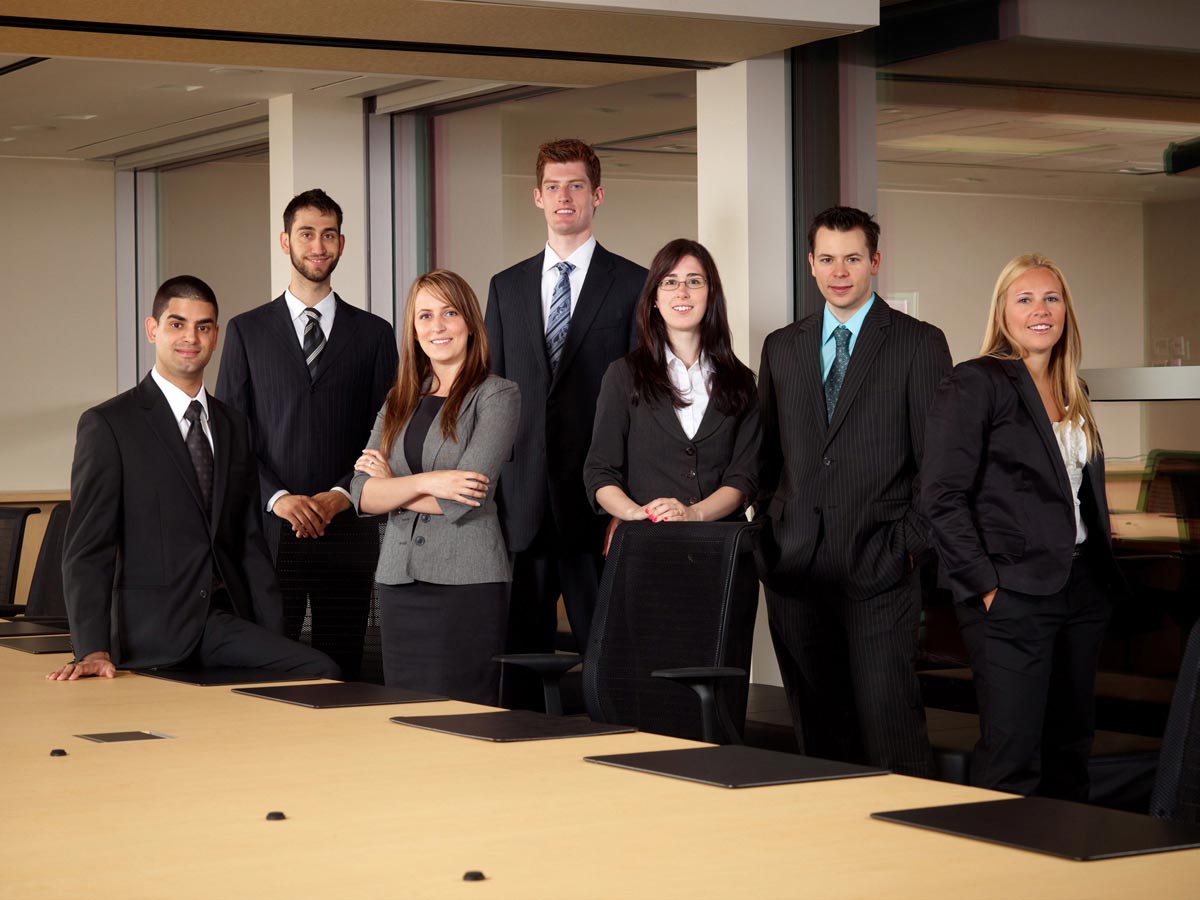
[138,377,208,519]
[1002,359,1074,502]
[312,295,359,385]
[267,295,310,377]
[424,382,483,471]
[649,392,690,443]
[513,255,552,387]
[825,299,889,446]
[207,394,232,534]
[792,316,827,431]
[553,243,614,391]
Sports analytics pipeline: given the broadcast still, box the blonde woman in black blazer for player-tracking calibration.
[351,271,518,704]
[585,240,759,537]
[923,253,1120,800]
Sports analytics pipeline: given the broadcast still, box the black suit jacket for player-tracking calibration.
[584,357,760,517]
[63,376,284,668]
[216,294,397,544]
[921,356,1117,603]
[757,298,953,599]
[485,243,646,552]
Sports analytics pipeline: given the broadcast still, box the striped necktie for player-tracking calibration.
[545,261,574,374]
[183,400,213,517]
[302,307,325,378]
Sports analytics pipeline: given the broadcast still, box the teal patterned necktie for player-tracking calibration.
[824,325,851,423]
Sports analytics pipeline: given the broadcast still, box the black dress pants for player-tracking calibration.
[501,514,603,710]
[187,606,341,678]
[277,514,380,681]
[766,565,934,778]
[955,554,1112,800]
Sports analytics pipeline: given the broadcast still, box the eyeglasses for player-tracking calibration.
[658,276,707,291]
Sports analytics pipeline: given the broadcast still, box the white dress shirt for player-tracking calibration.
[1052,415,1089,545]
[540,236,596,326]
[284,288,337,343]
[151,366,213,453]
[664,347,712,440]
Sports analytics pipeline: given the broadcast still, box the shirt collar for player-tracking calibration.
[543,236,596,275]
[284,288,336,322]
[151,366,209,425]
[664,344,710,373]
[822,293,876,344]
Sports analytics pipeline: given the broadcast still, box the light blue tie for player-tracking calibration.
[545,261,574,373]
[824,325,851,423]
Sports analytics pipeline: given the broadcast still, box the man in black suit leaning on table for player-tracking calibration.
[485,138,646,708]
[50,276,338,681]
[217,189,398,680]
[756,206,952,777]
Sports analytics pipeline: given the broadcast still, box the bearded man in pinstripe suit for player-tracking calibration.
[756,207,951,777]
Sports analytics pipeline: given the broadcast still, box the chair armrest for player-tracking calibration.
[651,667,747,745]
[492,653,582,716]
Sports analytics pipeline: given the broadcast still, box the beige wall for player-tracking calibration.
[1143,197,1200,452]
[1,158,117,491]
[876,190,1146,459]
[158,159,272,384]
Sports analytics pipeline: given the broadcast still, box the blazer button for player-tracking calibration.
[685,446,696,456]
[686,469,697,479]
[822,457,832,466]
[414,535,426,546]
[200,589,208,599]
[688,496,699,505]
[420,514,431,523]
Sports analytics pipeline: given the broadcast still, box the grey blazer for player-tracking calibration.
[350,375,520,586]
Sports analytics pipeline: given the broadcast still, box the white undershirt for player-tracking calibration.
[540,236,596,325]
[664,347,712,440]
[151,367,213,452]
[284,289,336,344]
[1052,416,1089,544]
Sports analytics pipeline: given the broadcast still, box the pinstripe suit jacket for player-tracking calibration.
[756,298,952,599]
[216,294,398,547]
[484,243,646,553]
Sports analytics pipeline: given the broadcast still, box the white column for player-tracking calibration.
[269,94,369,308]
[697,53,793,687]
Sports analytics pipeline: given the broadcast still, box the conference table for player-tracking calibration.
[5,648,1198,899]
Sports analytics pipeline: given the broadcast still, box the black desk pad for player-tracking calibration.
[390,710,636,742]
[872,797,1200,861]
[0,619,69,637]
[0,635,73,654]
[133,667,319,686]
[233,681,446,708]
[585,745,889,788]
[76,731,173,743]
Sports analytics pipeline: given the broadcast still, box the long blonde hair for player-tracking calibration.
[980,253,1101,459]
[380,270,490,457]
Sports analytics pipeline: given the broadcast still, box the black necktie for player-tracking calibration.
[302,307,325,378]
[824,325,852,423]
[183,400,214,516]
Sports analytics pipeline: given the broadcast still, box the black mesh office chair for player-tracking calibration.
[1150,618,1200,824]
[0,505,39,615]
[498,519,761,744]
[23,502,70,621]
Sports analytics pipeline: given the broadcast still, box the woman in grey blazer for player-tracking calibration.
[352,270,519,704]
[585,239,759,541]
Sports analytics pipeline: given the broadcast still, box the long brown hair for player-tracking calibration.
[380,270,490,456]
[980,253,1101,459]
[627,239,755,416]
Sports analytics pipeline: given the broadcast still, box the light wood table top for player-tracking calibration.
[5,649,1198,899]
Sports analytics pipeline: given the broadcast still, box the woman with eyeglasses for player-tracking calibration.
[350,270,519,704]
[922,253,1120,800]
[584,239,759,541]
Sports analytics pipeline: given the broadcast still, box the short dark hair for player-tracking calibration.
[807,206,880,258]
[152,275,218,321]
[535,138,601,190]
[283,188,343,234]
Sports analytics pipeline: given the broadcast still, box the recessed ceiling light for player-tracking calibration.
[881,107,903,114]
[208,67,262,76]
[54,114,98,121]
[949,176,987,183]
[155,84,204,93]
[10,123,56,132]
[0,137,15,143]
[1118,165,1161,174]
[595,106,620,114]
